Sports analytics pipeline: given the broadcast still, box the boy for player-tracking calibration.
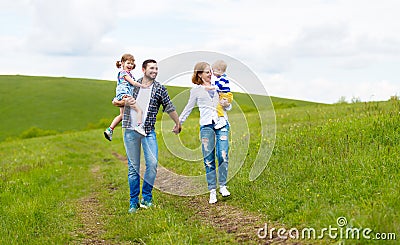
[212,60,233,129]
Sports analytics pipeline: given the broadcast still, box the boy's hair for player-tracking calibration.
[116,53,135,69]
[192,62,209,85]
[212,60,227,73]
[142,59,157,69]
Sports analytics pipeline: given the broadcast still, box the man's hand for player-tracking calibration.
[172,123,182,134]
[112,96,136,107]
[112,98,125,107]
[124,97,137,107]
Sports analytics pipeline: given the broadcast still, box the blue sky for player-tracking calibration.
[1,0,399,103]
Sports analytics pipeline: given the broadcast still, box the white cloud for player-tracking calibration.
[0,0,399,103]
[27,0,116,55]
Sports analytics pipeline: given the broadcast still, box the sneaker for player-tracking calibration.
[214,117,227,129]
[140,199,153,209]
[219,185,231,197]
[209,189,217,204]
[128,203,139,213]
[104,127,113,141]
[134,124,147,136]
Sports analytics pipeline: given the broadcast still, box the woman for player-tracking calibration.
[179,62,231,204]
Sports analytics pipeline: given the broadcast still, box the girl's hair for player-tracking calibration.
[191,62,210,85]
[116,53,135,69]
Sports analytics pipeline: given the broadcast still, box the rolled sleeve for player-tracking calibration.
[160,86,176,113]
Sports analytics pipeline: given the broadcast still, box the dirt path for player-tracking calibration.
[112,152,297,244]
[72,165,108,244]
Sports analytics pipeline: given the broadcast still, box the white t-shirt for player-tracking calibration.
[129,84,153,129]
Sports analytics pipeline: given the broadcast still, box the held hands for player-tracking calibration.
[172,123,182,134]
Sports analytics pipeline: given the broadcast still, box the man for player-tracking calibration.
[113,59,181,213]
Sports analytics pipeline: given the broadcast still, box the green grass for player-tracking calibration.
[156,100,400,244]
[0,130,235,244]
[0,75,319,142]
[1,75,398,244]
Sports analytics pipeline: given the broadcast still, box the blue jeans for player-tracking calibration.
[123,129,158,207]
[200,124,230,190]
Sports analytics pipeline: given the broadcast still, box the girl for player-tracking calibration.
[104,54,147,141]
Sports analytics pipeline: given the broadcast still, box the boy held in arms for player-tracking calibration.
[211,60,233,129]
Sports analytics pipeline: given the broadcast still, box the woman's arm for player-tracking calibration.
[179,89,197,124]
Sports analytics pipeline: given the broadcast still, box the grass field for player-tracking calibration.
[0,75,399,244]
[0,75,317,141]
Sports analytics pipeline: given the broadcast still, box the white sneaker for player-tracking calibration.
[219,185,230,197]
[214,117,227,129]
[209,189,217,204]
[134,124,147,136]
[104,127,113,141]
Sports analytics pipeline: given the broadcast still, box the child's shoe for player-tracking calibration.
[214,117,227,129]
[104,127,113,141]
[134,124,147,136]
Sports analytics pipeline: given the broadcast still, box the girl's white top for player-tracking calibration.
[179,85,230,126]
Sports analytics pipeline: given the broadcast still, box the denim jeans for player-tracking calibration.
[200,124,230,190]
[123,129,158,207]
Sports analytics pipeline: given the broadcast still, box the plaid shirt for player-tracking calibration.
[122,78,176,133]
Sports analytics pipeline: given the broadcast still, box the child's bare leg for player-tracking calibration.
[130,103,147,136]
[109,107,123,129]
[131,103,143,125]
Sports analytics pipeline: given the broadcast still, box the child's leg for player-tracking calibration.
[131,103,143,125]
[130,103,147,136]
[220,92,233,104]
[109,107,124,129]
[217,102,224,117]
[217,92,233,117]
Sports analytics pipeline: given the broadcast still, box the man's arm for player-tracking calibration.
[112,97,136,107]
[169,110,182,134]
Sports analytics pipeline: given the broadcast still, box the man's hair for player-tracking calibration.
[192,62,209,85]
[142,59,157,69]
[212,60,227,73]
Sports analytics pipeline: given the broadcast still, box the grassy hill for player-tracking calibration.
[1,75,398,244]
[0,75,319,141]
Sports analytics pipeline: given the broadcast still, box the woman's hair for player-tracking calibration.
[191,62,210,85]
[116,53,135,69]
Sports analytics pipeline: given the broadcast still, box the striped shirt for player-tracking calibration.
[122,78,176,133]
[214,73,230,93]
